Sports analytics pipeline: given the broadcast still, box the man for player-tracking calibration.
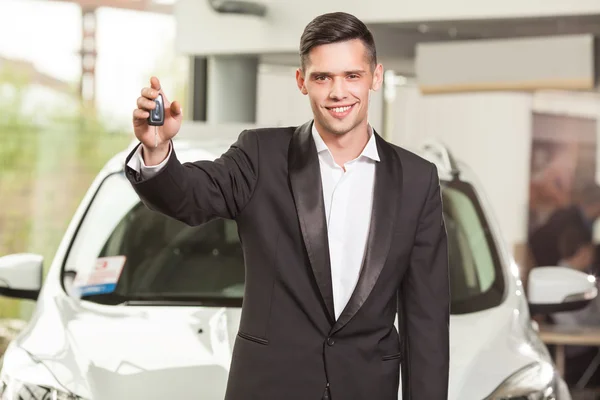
[529,184,600,267]
[126,12,449,400]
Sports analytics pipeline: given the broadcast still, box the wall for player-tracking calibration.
[389,85,534,252]
[255,65,312,127]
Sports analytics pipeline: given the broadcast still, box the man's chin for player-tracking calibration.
[319,119,356,136]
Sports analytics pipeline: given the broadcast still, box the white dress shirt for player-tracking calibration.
[127,123,379,320]
[311,124,378,319]
[127,142,170,180]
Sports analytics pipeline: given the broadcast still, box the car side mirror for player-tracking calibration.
[0,253,43,301]
[527,266,597,314]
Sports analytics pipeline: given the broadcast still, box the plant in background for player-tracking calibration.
[0,63,130,321]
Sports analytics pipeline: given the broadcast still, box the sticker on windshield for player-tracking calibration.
[74,256,126,296]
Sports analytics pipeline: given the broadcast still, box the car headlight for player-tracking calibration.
[0,375,86,400]
[484,362,558,400]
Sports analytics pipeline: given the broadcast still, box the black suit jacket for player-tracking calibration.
[125,121,450,400]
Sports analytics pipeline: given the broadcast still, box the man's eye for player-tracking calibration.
[316,76,327,81]
[348,74,360,79]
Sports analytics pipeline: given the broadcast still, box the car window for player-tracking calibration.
[63,172,504,312]
[443,180,505,314]
[63,172,244,306]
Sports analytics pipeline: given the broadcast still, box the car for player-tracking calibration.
[0,130,595,399]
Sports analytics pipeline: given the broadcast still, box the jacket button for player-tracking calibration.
[327,337,335,346]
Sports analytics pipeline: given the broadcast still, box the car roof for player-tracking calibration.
[103,126,462,183]
[103,122,253,175]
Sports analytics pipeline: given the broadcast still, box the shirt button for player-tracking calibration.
[327,337,335,346]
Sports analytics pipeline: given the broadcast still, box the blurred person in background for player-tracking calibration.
[124,11,449,400]
[529,184,600,268]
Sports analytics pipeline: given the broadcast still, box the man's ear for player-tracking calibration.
[371,63,384,91]
[296,68,308,95]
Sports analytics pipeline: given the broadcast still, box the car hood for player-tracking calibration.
[15,294,241,400]
[13,292,548,400]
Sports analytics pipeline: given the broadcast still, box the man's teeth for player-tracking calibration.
[331,105,352,113]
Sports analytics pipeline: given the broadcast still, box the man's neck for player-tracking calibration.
[316,121,371,167]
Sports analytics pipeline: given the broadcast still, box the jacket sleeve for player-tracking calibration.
[399,163,450,399]
[124,129,259,225]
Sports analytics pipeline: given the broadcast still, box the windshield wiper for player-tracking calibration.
[116,295,243,307]
[79,292,243,307]
[118,298,209,306]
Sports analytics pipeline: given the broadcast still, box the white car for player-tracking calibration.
[0,134,595,400]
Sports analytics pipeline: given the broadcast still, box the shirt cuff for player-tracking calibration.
[126,142,172,180]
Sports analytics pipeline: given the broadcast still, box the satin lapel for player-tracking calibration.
[288,120,336,324]
[330,133,401,335]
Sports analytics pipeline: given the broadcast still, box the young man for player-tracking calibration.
[126,12,449,400]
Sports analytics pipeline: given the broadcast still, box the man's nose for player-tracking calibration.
[328,78,347,100]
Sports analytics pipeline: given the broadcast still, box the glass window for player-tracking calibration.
[443,180,505,314]
[63,172,244,306]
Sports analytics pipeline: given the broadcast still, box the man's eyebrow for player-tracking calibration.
[309,71,331,78]
[309,70,366,78]
[345,70,367,75]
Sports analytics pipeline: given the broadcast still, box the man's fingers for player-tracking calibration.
[144,79,170,108]
[137,96,156,110]
[133,109,149,120]
[170,100,182,116]
[150,76,161,91]
[141,87,159,99]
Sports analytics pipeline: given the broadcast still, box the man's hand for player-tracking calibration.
[133,76,183,166]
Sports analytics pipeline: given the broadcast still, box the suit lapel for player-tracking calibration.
[330,132,401,335]
[289,121,336,324]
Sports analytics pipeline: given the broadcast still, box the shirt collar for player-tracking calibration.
[311,122,380,162]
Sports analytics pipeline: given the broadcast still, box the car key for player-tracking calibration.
[147,93,164,148]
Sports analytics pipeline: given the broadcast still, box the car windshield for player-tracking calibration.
[63,171,504,314]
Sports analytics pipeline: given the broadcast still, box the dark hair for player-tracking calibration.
[558,224,592,260]
[299,12,377,71]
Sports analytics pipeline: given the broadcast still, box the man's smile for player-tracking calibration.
[325,103,356,118]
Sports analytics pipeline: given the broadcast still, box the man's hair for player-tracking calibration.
[299,12,377,71]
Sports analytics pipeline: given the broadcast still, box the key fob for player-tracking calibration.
[148,93,164,126]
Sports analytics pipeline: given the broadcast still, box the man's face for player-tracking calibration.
[296,39,383,137]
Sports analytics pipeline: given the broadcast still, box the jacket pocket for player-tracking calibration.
[382,352,402,361]
[237,331,269,345]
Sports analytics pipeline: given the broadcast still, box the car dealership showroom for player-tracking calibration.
[2,0,600,399]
